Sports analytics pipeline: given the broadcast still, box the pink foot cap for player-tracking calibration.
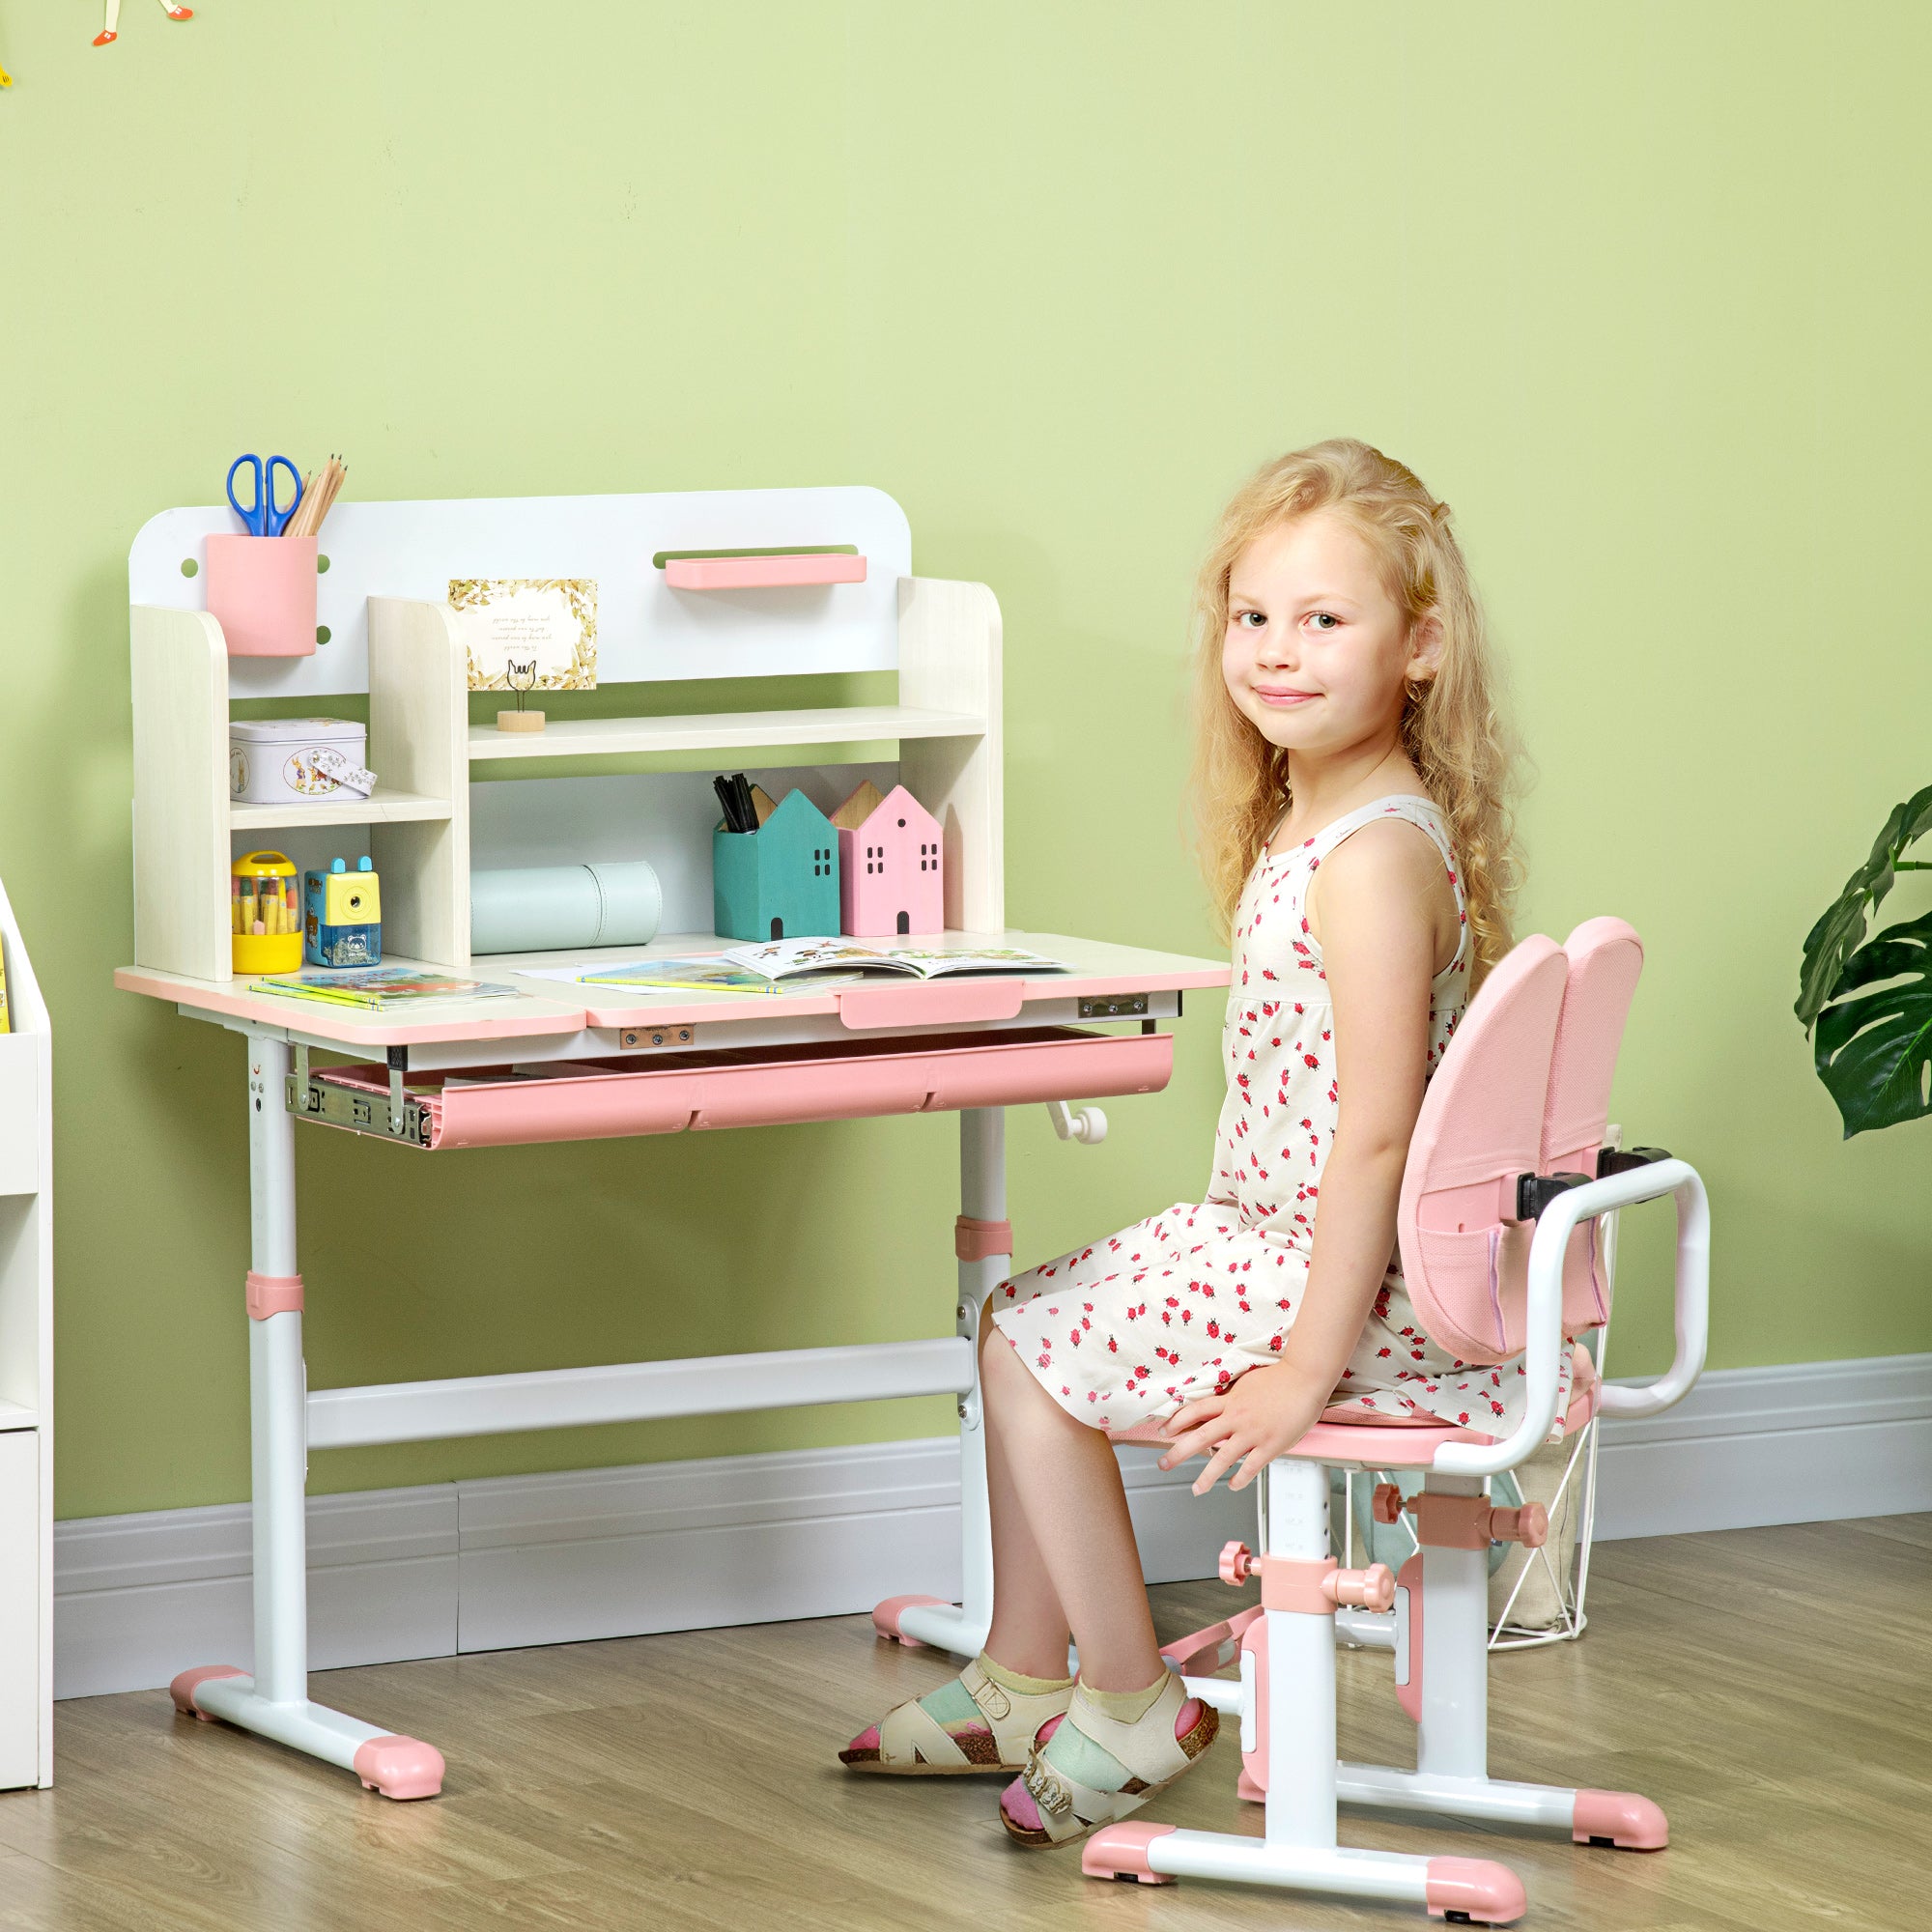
[1573,1788,1668,1850]
[1236,1767,1265,1804]
[1083,1822,1178,1885]
[1426,1857,1526,1924]
[353,1734,445,1801]
[870,1593,946,1647]
[169,1664,245,1720]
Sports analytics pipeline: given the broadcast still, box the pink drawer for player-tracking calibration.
[302,1026,1173,1151]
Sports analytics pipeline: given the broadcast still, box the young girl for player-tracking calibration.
[841,438,1540,1851]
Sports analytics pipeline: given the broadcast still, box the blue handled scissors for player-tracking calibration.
[226,453,304,537]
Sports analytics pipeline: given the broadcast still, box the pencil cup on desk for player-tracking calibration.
[206,535,320,657]
[712,789,841,942]
[232,851,303,974]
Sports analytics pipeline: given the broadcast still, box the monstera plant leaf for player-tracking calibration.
[1809,908,1932,1137]
[1797,782,1932,1138]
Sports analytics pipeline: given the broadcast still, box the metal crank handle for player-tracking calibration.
[1046,1099,1107,1145]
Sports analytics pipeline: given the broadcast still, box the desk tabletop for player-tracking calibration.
[115,930,1232,1051]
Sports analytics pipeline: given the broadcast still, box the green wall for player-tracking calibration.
[3,4,1927,1521]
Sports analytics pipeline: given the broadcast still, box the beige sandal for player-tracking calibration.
[999,1672,1217,1847]
[840,1656,1073,1776]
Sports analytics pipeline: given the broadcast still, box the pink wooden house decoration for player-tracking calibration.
[833,781,944,937]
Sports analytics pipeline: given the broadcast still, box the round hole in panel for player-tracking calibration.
[181,558,198,578]
[317,554,330,574]
[316,626,332,645]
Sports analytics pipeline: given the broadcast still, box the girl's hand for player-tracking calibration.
[1157,1364,1333,1494]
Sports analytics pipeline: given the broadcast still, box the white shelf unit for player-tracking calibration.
[0,871,53,1790]
[466,704,988,762]
[229,787,452,833]
[131,529,1004,980]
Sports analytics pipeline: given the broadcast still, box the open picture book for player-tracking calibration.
[574,938,1073,996]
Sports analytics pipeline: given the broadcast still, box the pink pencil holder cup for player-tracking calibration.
[206,534,319,658]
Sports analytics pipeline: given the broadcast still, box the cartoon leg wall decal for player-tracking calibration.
[96,0,194,48]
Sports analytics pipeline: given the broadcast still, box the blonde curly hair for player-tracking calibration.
[1187,439,1525,993]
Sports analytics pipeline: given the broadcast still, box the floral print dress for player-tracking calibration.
[991,792,1574,1435]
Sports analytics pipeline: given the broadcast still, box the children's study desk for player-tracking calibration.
[117,486,1229,1799]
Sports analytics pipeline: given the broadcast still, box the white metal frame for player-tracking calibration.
[1084,1162,1711,1922]
[178,1028,1017,1788]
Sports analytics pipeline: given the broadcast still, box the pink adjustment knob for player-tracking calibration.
[1489,1501,1549,1548]
[1219,1540,1254,1586]
[1325,1563,1397,1612]
[1371,1482,1405,1525]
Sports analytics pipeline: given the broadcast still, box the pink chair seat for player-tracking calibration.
[1285,1364,1599,1467]
[1284,1418,1487,1466]
[1106,1353,1599,1467]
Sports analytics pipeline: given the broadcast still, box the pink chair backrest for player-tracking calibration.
[1396,934,1568,1365]
[1540,917,1645,1335]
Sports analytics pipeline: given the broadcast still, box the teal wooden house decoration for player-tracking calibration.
[712,787,841,941]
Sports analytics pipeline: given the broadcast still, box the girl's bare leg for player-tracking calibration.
[980,1316,1074,1678]
[978,1312,1165,1692]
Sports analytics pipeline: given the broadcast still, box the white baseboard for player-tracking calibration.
[55,1486,458,1702]
[1593,1350,1932,1539]
[54,1353,1932,1700]
[52,1438,1251,1700]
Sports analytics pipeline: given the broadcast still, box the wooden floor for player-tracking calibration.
[1,1514,1925,1930]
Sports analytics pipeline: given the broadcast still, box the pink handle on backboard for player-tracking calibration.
[663,553,867,590]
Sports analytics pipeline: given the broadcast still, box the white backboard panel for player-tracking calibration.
[129,486,913,700]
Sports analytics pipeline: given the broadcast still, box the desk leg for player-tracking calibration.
[877,1106,1006,1658]
[167,1036,445,1801]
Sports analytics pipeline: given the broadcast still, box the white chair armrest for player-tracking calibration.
[1431,1158,1710,1477]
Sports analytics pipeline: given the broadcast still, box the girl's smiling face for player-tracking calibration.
[1221,510,1438,753]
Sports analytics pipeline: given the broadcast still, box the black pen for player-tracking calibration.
[714,775,746,833]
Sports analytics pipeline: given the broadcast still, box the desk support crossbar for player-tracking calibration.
[305,1337,976,1449]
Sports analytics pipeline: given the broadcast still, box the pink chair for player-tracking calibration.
[1082,921,1711,1924]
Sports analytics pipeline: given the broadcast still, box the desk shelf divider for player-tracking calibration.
[368,598,471,970]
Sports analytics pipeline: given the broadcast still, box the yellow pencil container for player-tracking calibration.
[232,851,303,975]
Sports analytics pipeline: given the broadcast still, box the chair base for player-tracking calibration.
[1083,1824,1526,1924]
[1334,1764,1667,1848]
